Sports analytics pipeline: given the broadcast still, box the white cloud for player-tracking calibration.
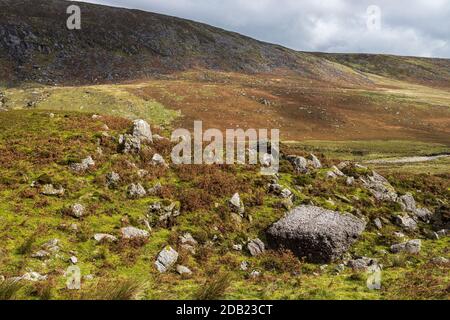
[78,0,450,58]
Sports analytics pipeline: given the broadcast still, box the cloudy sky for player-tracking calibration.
[78,0,450,58]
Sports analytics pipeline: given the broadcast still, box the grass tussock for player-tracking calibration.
[82,278,145,300]
[0,279,24,300]
[194,273,231,300]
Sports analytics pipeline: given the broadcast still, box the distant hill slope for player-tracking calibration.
[1,0,449,88]
[0,0,362,85]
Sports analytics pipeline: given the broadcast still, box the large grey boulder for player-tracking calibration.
[266,205,366,263]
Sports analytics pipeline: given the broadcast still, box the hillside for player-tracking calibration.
[0,0,368,85]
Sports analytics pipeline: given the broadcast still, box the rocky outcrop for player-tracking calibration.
[360,171,397,202]
[390,239,421,254]
[266,205,366,263]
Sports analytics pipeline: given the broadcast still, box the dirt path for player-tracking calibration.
[365,154,450,164]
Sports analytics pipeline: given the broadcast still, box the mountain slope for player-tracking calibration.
[0,0,365,85]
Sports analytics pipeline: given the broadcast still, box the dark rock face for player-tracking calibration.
[266,205,366,263]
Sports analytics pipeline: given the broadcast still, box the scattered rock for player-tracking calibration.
[106,172,120,189]
[41,184,64,196]
[308,154,322,169]
[176,265,192,275]
[348,257,379,272]
[346,176,355,186]
[148,201,181,224]
[266,205,366,263]
[391,239,421,254]
[151,153,167,167]
[42,239,60,252]
[373,218,383,230]
[249,270,261,278]
[69,256,78,264]
[127,183,147,199]
[430,257,449,265]
[147,182,162,196]
[118,134,141,153]
[120,226,149,240]
[285,155,308,173]
[31,250,50,260]
[132,119,153,143]
[21,272,47,282]
[94,233,118,243]
[437,229,448,237]
[395,214,417,231]
[247,238,265,256]
[155,246,178,273]
[240,261,249,271]
[398,193,433,222]
[229,193,245,216]
[70,156,95,172]
[361,171,397,202]
[232,244,243,251]
[68,203,85,219]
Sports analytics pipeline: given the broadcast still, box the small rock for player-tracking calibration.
[21,272,47,282]
[151,153,167,167]
[41,184,65,196]
[132,119,153,143]
[373,218,383,230]
[229,193,245,215]
[395,214,417,230]
[348,257,379,272]
[247,238,265,256]
[249,270,261,278]
[42,239,60,252]
[285,155,308,173]
[68,203,85,219]
[437,229,448,237]
[127,183,147,199]
[346,176,355,186]
[240,261,249,271]
[120,226,149,240]
[232,244,243,251]
[31,250,50,260]
[155,246,178,273]
[176,265,192,275]
[391,239,421,254]
[430,257,449,265]
[309,154,322,169]
[119,134,141,153]
[70,156,95,172]
[69,256,78,264]
[94,233,118,243]
[106,172,120,189]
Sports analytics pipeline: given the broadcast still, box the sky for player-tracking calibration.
[77,0,450,58]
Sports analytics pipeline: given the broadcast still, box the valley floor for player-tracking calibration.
[0,110,448,300]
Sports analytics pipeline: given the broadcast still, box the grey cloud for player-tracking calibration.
[78,0,450,58]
